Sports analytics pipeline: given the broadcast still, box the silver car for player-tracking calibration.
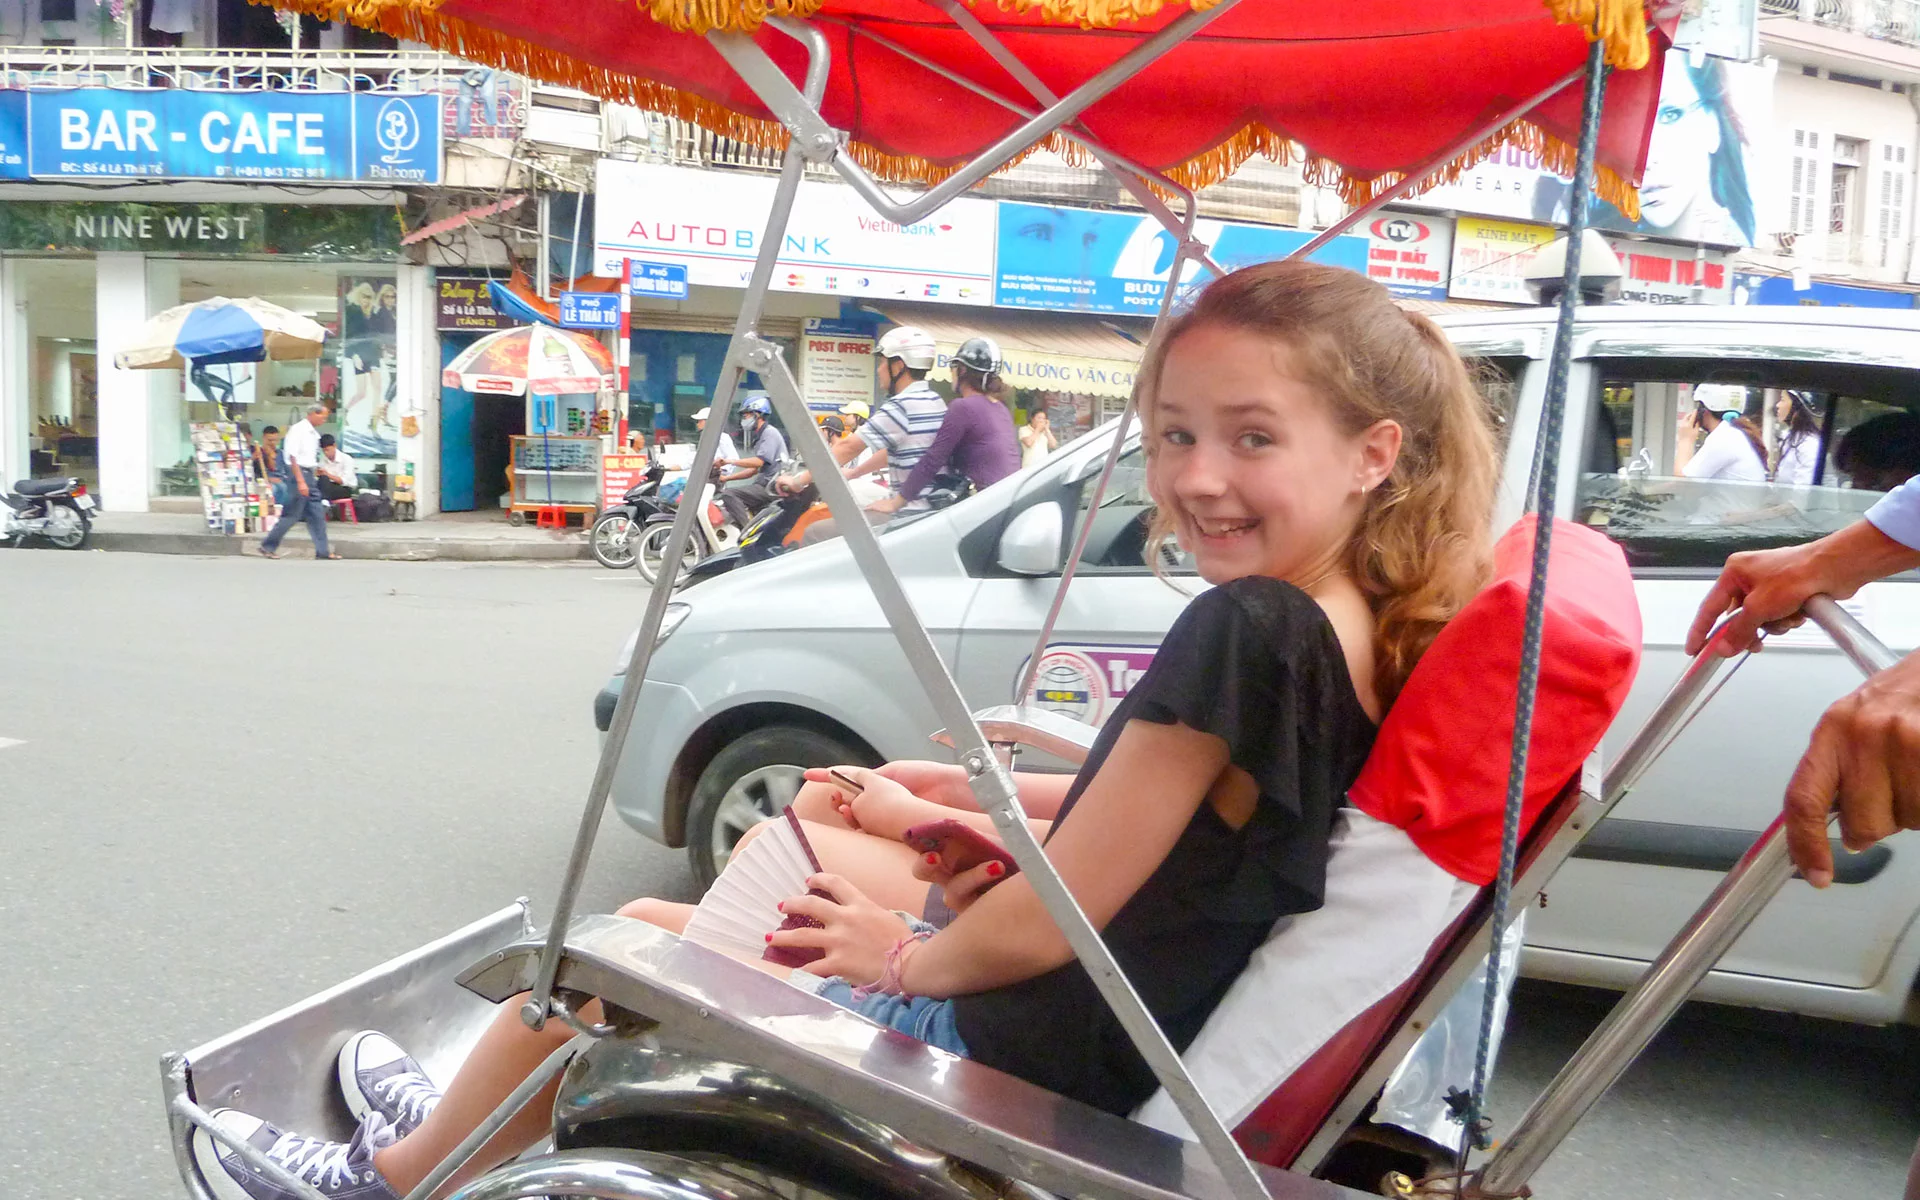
[597,304,1920,1024]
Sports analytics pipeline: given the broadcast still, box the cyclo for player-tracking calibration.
[162,4,1899,1200]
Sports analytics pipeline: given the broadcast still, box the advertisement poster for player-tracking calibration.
[602,453,651,509]
[336,276,398,459]
[436,273,516,331]
[1608,239,1732,304]
[595,160,996,305]
[19,88,440,184]
[994,202,1370,315]
[1364,212,1452,300]
[1448,216,1557,304]
[1404,48,1774,248]
[799,320,876,414]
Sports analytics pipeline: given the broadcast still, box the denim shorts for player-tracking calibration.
[789,916,969,1058]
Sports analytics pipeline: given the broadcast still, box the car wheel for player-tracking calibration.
[685,725,875,890]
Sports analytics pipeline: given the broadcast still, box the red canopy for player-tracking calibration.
[276,0,1663,213]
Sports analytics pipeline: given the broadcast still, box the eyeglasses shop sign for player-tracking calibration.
[0,88,441,183]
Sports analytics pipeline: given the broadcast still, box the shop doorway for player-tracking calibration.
[631,330,732,442]
[15,260,100,491]
[439,332,523,512]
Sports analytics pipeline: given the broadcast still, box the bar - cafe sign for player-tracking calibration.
[0,201,403,257]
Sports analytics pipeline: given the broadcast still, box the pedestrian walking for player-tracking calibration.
[259,404,339,560]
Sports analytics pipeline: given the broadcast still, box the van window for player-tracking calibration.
[1573,360,1920,570]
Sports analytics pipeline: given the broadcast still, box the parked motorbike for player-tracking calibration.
[589,459,671,570]
[3,476,95,550]
[633,480,742,587]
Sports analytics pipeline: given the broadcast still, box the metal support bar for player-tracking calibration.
[401,1036,591,1200]
[1284,67,1584,264]
[745,344,1273,1200]
[921,0,1226,279]
[1474,597,1897,1195]
[169,1095,331,1200]
[710,0,1243,228]
[1015,234,1198,703]
[523,29,830,1031]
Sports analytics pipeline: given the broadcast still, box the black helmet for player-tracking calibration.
[951,336,1003,375]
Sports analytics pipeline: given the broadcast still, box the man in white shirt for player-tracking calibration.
[315,435,359,502]
[691,406,739,465]
[260,404,335,559]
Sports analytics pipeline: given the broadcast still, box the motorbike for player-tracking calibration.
[589,459,672,570]
[679,470,901,585]
[3,476,95,550]
[633,479,743,587]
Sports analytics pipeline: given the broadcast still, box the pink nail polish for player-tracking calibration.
[764,933,773,942]
[925,852,940,865]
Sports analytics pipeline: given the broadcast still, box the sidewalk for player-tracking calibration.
[92,507,592,562]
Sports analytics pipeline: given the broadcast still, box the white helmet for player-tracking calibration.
[875,325,937,371]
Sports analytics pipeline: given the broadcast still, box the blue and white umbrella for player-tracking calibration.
[113,296,329,370]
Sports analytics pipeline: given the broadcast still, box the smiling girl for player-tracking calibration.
[192,261,1498,1200]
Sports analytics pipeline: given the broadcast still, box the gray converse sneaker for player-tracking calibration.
[192,1108,399,1200]
[338,1030,443,1139]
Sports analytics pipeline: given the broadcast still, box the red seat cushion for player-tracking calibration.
[1347,516,1641,885]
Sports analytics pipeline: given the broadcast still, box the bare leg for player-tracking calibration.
[370,900,688,1197]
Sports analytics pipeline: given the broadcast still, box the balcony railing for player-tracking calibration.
[1762,0,1920,50]
[0,45,479,92]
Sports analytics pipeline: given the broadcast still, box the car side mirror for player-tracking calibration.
[997,501,1065,576]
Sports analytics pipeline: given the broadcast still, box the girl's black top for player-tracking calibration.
[949,576,1377,1115]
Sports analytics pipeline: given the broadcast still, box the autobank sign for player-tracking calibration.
[994,202,1370,316]
[594,159,996,306]
[0,88,439,183]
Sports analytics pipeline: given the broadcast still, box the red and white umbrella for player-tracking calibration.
[441,322,615,396]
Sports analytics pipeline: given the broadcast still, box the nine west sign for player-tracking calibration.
[0,202,404,259]
[70,207,261,249]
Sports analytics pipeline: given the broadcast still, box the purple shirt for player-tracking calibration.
[899,390,1022,500]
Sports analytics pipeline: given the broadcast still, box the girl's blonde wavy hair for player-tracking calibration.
[1139,260,1499,706]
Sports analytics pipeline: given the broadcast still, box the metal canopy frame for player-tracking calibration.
[158,8,1916,1200]
[534,10,1622,1200]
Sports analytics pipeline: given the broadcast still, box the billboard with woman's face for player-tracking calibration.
[1407,49,1774,249]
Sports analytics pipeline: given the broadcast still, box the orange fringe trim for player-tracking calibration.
[251,0,1641,216]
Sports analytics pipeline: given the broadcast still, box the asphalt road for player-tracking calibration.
[1,550,1914,1199]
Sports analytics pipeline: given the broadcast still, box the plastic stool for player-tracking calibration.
[536,506,568,530]
[329,498,358,523]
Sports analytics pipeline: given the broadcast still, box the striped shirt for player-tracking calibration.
[861,382,948,494]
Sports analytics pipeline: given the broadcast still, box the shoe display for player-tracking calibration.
[338,1030,444,1139]
[192,1109,399,1200]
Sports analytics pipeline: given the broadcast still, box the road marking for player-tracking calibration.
[0,737,24,751]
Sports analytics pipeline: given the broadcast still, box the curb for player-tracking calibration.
[91,530,590,563]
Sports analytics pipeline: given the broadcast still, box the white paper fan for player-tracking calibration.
[681,808,824,963]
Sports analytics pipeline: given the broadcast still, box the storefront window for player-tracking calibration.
[156,260,403,497]
[16,259,100,490]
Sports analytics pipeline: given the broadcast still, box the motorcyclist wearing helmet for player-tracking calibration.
[785,325,950,543]
[714,392,789,527]
[718,393,787,487]
[869,334,1021,515]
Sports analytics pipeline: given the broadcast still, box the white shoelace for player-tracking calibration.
[374,1072,440,1128]
[266,1131,361,1190]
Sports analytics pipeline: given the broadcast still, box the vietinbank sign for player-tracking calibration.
[0,88,439,183]
[594,159,996,306]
